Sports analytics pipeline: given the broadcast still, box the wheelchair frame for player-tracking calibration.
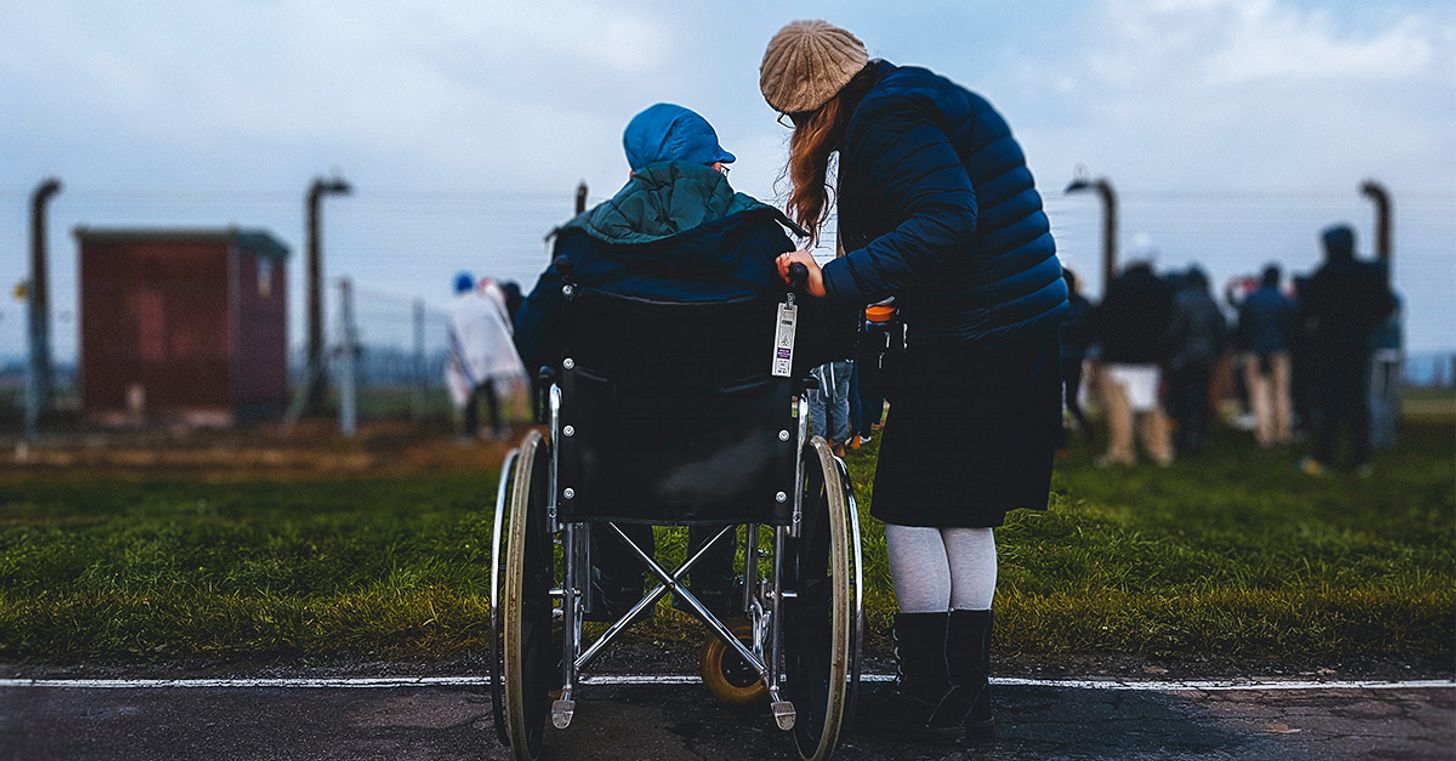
[490,379,864,761]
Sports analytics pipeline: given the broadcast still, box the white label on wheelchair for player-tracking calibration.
[772,302,798,377]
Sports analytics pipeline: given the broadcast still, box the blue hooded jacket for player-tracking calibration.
[515,161,849,374]
[622,103,735,172]
[825,62,1068,343]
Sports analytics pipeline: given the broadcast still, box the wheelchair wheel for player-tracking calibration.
[488,446,521,746]
[500,430,559,761]
[701,622,768,705]
[784,436,863,761]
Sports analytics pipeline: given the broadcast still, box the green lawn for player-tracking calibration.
[0,420,1451,672]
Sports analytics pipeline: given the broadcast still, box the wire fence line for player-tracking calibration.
[3,183,1453,434]
[278,281,459,431]
[281,279,535,435]
[343,283,454,423]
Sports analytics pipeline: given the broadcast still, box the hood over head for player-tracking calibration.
[623,104,735,173]
[562,161,800,245]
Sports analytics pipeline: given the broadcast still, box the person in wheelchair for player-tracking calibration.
[514,103,843,623]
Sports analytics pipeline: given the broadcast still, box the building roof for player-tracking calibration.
[73,227,290,261]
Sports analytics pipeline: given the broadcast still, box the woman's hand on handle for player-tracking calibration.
[775,250,827,298]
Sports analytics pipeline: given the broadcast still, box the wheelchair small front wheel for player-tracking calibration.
[701,622,767,705]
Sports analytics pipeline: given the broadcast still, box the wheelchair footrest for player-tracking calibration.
[552,698,576,729]
[770,700,796,731]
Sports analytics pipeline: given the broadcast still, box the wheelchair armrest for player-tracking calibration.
[797,375,820,392]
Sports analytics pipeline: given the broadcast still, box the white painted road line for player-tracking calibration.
[0,676,1451,691]
[991,677,1456,692]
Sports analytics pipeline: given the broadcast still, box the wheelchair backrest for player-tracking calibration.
[555,285,798,526]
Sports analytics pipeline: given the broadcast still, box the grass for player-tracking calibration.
[990,423,1454,667]
[0,473,497,660]
[0,419,1451,673]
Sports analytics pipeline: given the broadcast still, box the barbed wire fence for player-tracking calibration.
[3,181,1454,436]
[279,277,537,437]
[343,282,452,424]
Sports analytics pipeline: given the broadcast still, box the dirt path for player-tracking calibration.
[3,420,517,477]
[2,681,1450,760]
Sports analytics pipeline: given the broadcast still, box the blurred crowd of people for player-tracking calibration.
[449,220,1399,481]
[784,221,1401,478]
[1052,223,1398,475]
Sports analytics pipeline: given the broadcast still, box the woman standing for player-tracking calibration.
[760,20,1068,741]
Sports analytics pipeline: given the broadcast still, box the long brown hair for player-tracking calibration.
[783,63,881,245]
[785,96,849,245]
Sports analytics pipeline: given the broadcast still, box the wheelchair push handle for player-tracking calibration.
[787,262,810,292]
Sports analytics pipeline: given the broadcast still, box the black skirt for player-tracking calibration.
[869,330,1061,528]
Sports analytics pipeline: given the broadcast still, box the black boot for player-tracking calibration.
[857,612,961,741]
[941,609,995,740]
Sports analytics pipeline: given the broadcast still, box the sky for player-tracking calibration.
[2,0,1454,363]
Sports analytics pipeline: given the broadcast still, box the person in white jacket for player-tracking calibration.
[446,272,525,440]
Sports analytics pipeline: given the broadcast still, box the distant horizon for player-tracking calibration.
[6,346,1455,388]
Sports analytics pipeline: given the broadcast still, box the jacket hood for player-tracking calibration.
[623,104,735,172]
[561,161,801,245]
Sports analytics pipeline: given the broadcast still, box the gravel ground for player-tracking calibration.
[2,682,1451,760]
[4,639,1448,683]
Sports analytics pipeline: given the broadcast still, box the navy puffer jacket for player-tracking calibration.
[826,61,1067,343]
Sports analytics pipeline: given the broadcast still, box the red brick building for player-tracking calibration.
[76,228,290,426]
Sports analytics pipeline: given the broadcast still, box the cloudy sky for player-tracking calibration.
[2,0,1453,361]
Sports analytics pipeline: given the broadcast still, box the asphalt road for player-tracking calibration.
[2,682,1451,760]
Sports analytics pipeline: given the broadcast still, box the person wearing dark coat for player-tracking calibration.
[760,20,1068,741]
[498,281,524,328]
[1166,266,1226,455]
[1237,265,1297,448]
[1058,269,1095,450]
[515,103,846,621]
[1090,259,1176,466]
[1296,225,1395,475]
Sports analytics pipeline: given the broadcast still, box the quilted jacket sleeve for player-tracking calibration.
[822,102,979,304]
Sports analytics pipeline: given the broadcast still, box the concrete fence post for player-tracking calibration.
[1064,172,1118,295]
[338,278,358,438]
[305,176,352,414]
[25,178,61,440]
[411,297,425,422]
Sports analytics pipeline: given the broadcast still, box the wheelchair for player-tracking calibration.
[489,267,864,761]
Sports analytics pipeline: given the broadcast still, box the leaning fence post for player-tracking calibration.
[338,278,358,438]
[412,297,426,422]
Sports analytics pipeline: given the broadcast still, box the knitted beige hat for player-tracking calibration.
[760,20,869,114]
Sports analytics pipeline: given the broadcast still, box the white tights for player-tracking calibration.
[884,524,997,613]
